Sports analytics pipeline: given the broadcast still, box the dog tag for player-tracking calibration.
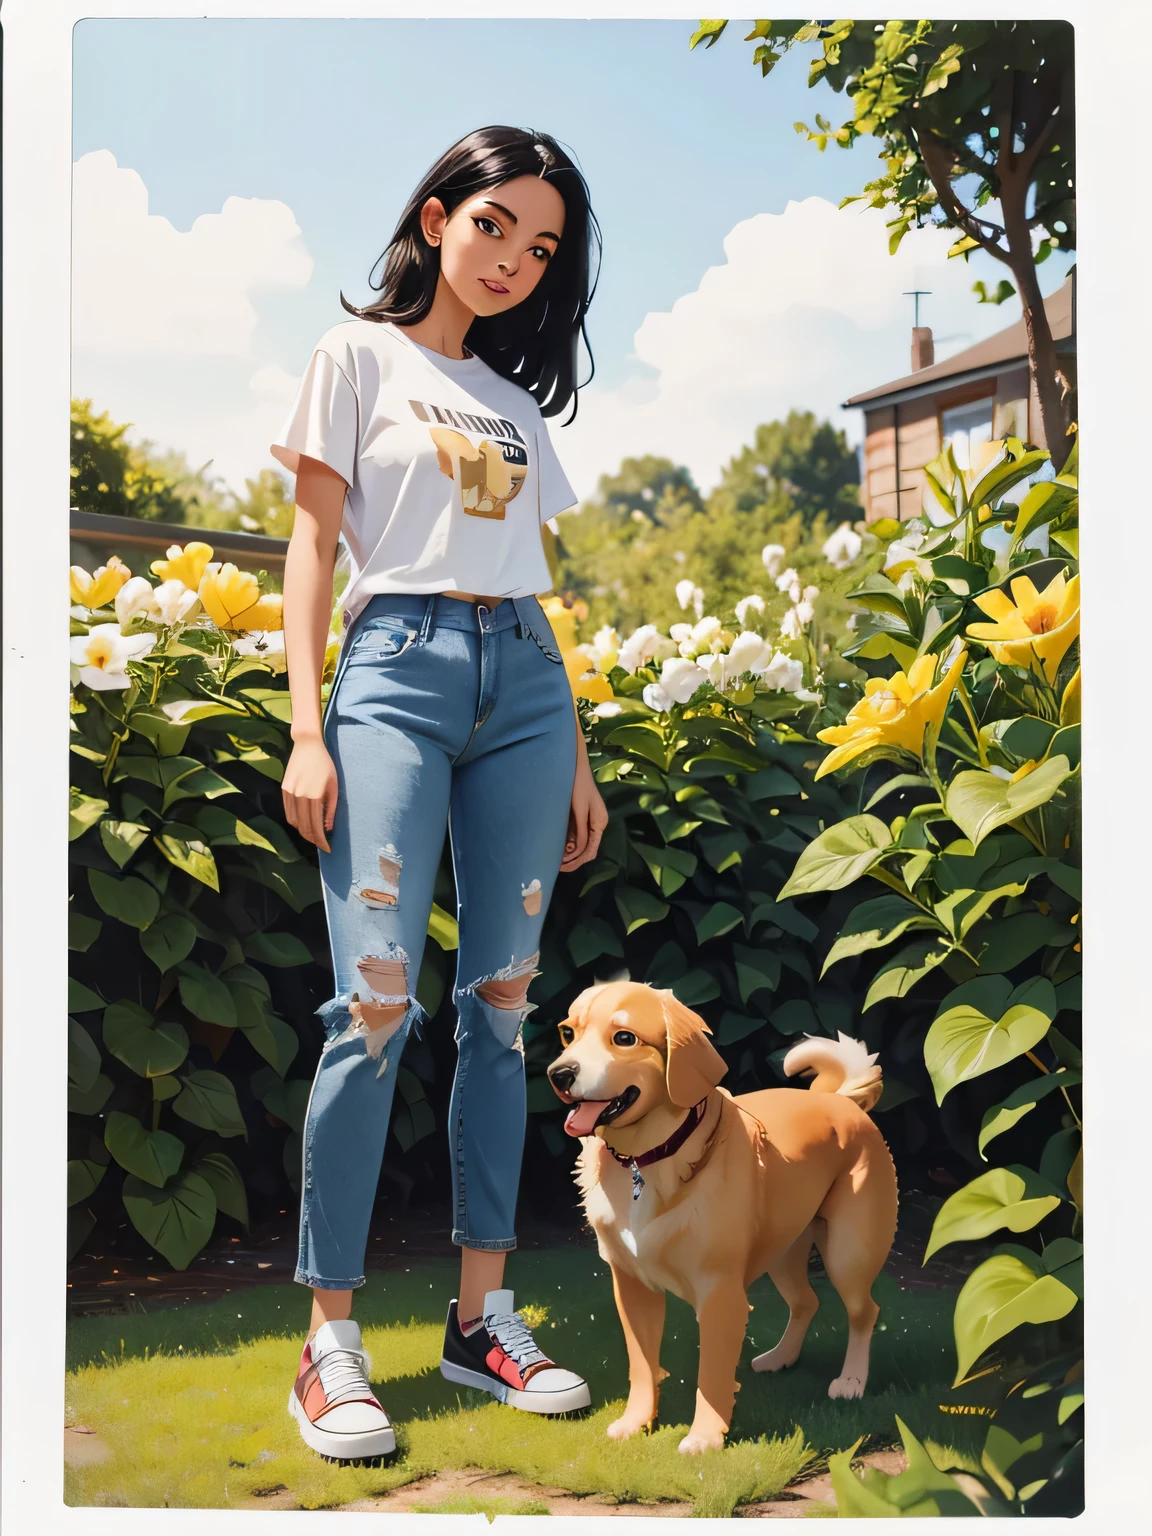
[630,1161,645,1201]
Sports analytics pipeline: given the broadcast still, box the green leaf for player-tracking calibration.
[260,1077,312,1134]
[99,819,150,868]
[925,977,1057,1105]
[779,815,893,898]
[693,901,743,944]
[68,1017,103,1093]
[154,825,220,890]
[244,931,312,968]
[999,716,1057,762]
[87,869,160,930]
[161,763,240,814]
[746,896,818,942]
[925,1166,1063,1260]
[152,1074,181,1102]
[103,999,190,1078]
[714,1011,762,1046]
[122,1170,216,1270]
[952,1252,1079,1385]
[829,1416,985,1518]
[630,840,698,896]
[744,765,802,800]
[69,1072,113,1116]
[194,804,278,853]
[864,774,934,811]
[821,895,941,976]
[69,977,106,1013]
[69,910,102,952]
[967,449,1051,513]
[732,944,782,1004]
[176,962,238,1027]
[688,18,728,49]
[104,1110,185,1188]
[615,884,670,935]
[668,970,721,1007]
[979,1071,1081,1158]
[139,912,197,972]
[69,790,109,840]
[567,918,625,968]
[172,1070,247,1137]
[68,1158,107,1206]
[230,981,299,1076]
[696,829,748,873]
[193,1151,249,1229]
[974,911,1066,973]
[427,902,459,951]
[945,757,1073,847]
[129,707,192,756]
[772,999,820,1037]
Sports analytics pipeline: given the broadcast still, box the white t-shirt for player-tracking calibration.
[270,318,579,625]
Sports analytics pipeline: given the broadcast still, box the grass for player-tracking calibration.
[66,1248,979,1515]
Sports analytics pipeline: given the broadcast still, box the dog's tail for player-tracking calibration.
[782,1032,883,1113]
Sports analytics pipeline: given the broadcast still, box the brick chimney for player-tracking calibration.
[911,326,934,371]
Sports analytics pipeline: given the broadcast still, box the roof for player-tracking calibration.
[843,276,1074,410]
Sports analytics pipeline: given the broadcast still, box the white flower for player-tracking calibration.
[233,631,288,673]
[795,600,816,627]
[658,655,709,704]
[780,607,804,641]
[672,550,686,565]
[69,622,155,691]
[577,624,620,674]
[675,578,697,611]
[735,594,765,628]
[642,682,673,712]
[788,580,803,604]
[759,651,804,693]
[775,566,799,593]
[669,622,693,645]
[591,701,623,719]
[617,625,675,675]
[153,578,201,624]
[822,522,863,569]
[803,585,820,604]
[793,687,822,703]
[761,543,787,579]
[115,576,162,626]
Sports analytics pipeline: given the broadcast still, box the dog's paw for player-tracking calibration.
[751,1344,800,1373]
[678,1429,725,1455]
[607,1413,652,1441]
[827,1373,866,1400]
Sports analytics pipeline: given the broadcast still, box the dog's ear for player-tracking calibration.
[659,990,727,1107]
[561,982,611,1032]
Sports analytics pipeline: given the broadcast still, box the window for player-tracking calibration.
[941,398,994,471]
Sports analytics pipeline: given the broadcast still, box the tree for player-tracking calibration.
[713,410,860,526]
[70,398,188,523]
[690,20,1076,469]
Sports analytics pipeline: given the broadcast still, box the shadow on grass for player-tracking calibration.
[66,1247,982,1513]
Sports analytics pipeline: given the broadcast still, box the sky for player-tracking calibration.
[71,17,1074,502]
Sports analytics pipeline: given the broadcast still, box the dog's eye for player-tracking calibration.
[613,1030,638,1047]
[558,1025,574,1045]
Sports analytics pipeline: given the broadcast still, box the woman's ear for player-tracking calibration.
[660,990,727,1108]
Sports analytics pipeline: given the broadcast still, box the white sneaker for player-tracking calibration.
[287,1319,396,1459]
[439,1288,591,1414]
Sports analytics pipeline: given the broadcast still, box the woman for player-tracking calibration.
[271,125,608,1461]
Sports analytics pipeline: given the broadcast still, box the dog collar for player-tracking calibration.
[608,1098,708,1200]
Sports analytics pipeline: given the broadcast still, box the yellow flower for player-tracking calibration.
[966,571,1079,684]
[814,648,968,780]
[150,541,215,588]
[541,594,614,703]
[198,563,284,632]
[1060,667,1081,726]
[70,555,132,608]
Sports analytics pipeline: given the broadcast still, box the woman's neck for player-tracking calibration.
[399,278,476,360]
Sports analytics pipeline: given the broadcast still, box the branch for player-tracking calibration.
[912,116,1010,264]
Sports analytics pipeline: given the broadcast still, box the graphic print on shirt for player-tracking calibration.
[409,398,528,520]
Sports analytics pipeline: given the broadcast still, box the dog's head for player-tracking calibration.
[546,980,728,1140]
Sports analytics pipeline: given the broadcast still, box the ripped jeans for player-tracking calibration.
[295,591,578,1289]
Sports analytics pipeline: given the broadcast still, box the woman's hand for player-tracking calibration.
[282,732,339,853]
[561,742,609,872]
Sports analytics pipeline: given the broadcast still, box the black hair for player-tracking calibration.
[340,125,601,424]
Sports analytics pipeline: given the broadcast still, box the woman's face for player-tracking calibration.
[421,174,566,318]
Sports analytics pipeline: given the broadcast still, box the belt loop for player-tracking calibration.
[511,596,529,640]
[418,592,437,647]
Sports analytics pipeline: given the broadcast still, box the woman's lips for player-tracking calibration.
[480,279,509,294]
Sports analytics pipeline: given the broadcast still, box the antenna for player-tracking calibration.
[903,290,932,329]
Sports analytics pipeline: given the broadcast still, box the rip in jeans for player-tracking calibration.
[320,941,421,1078]
[459,950,541,1053]
[354,843,402,910]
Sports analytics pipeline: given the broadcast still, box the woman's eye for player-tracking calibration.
[530,245,552,261]
[613,1030,637,1047]
[559,1026,574,1045]
[474,216,501,236]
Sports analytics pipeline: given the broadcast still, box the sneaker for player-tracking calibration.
[287,1319,396,1459]
[439,1288,591,1414]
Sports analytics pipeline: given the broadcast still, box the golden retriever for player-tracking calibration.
[547,980,898,1454]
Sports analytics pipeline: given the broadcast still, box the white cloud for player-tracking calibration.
[552,195,1070,503]
[71,151,311,492]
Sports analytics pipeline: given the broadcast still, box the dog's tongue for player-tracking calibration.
[564,1099,612,1137]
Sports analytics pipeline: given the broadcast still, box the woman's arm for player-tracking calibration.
[560,696,608,873]
[280,456,347,852]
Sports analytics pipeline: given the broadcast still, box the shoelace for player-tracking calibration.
[484,1310,549,1369]
[314,1345,379,1409]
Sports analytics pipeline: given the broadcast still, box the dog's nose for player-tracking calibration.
[548,1061,578,1097]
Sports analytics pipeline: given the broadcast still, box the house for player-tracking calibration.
[845,276,1076,522]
